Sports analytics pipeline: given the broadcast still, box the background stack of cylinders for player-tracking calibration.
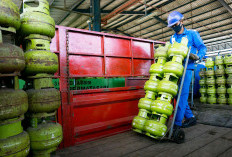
[0,0,30,156]
[19,0,62,156]
[205,58,216,104]
[132,43,169,134]
[215,56,227,104]
[199,68,207,103]
[225,55,232,105]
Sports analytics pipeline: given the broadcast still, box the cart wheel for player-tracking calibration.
[173,129,185,144]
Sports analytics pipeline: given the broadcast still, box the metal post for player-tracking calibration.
[168,47,191,139]
[191,70,194,107]
[91,0,101,32]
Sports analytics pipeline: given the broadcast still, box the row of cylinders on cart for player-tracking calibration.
[132,37,188,139]
[0,0,62,157]
[199,55,232,105]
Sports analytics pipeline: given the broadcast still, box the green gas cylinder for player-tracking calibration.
[0,117,23,139]
[199,68,206,78]
[144,114,167,138]
[207,94,217,104]
[23,0,50,15]
[157,74,178,97]
[20,11,55,37]
[216,76,226,85]
[163,61,183,77]
[227,75,232,84]
[199,78,206,85]
[215,68,225,76]
[144,79,160,93]
[150,100,173,116]
[206,76,215,85]
[217,94,227,104]
[205,70,214,76]
[154,42,170,58]
[0,43,25,74]
[199,87,207,94]
[0,131,30,157]
[215,56,224,65]
[138,98,152,111]
[24,34,51,51]
[224,54,232,65]
[228,85,232,94]
[207,85,216,94]
[217,85,226,94]
[200,95,207,103]
[0,0,20,30]
[205,58,214,68]
[26,88,60,113]
[24,50,58,75]
[167,42,188,59]
[27,123,63,156]
[137,109,151,119]
[0,87,28,121]
[149,63,164,76]
[225,67,232,74]
[132,116,147,133]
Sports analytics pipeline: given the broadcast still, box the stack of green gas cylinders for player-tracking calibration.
[20,0,62,156]
[200,55,232,105]
[205,58,217,104]
[215,56,227,104]
[199,68,207,103]
[225,55,232,105]
[132,37,189,139]
[0,0,30,156]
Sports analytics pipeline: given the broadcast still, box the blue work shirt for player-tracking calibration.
[170,28,207,69]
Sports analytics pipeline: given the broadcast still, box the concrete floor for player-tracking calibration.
[53,124,232,157]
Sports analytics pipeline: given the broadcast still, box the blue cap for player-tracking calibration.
[167,11,184,27]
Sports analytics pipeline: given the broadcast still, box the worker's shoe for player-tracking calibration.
[182,117,197,128]
[173,125,181,131]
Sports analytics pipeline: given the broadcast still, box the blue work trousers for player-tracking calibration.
[174,70,194,126]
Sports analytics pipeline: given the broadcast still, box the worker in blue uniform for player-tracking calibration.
[167,11,207,129]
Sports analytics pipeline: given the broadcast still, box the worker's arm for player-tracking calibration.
[192,30,207,60]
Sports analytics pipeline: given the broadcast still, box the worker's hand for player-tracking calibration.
[189,53,199,60]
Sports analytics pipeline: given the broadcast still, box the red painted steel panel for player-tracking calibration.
[105,58,131,76]
[104,37,131,57]
[133,59,152,76]
[73,101,138,136]
[69,55,103,76]
[68,32,102,55]
[132,41,152,58]
[51,25,165,148]
[70,88,144,138]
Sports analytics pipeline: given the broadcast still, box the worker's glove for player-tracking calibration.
[189,53,199,60]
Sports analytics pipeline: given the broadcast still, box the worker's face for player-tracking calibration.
[171,21,183,33]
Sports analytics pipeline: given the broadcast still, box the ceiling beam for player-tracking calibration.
[112,0,175,30]
[101,0,140,24]
[57,0,86,25]
[122,0,214,32]
[102,28,132,37]
[73,9,145,15]
[217,0,232,15]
